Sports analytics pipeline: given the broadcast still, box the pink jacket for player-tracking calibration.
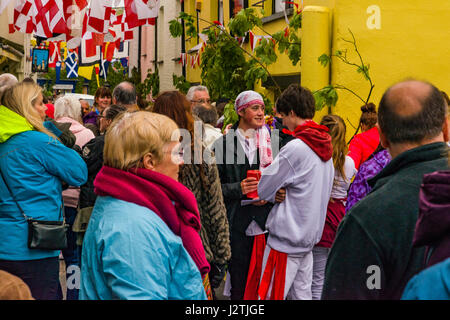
[57,117,95,208]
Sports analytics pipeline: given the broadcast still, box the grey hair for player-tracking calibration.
[0,73,18,102]
[192,104,218,125]
[186,85,209,102]
[112,81,137,106]
[54,95,82,122]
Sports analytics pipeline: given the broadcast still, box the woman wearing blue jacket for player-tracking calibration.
[0,83,88,300]
[80,111,207,300]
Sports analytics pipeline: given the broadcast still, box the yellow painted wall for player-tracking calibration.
[320,0,450,140]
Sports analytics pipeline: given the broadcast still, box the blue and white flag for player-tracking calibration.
[65,52,79,78]
[99,58,110,80]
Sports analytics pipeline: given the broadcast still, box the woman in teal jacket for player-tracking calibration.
[0,83,87,300]
[80,111,208,300]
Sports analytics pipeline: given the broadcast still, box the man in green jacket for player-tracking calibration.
[322,79,449,300]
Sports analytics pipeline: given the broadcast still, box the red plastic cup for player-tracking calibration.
[246,170,261,199]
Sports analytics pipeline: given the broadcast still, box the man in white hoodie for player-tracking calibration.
[257,84,335,300]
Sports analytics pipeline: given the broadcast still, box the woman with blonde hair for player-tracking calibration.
[0,82,87,300]
[312,114,357,300]
[80,111,207,300]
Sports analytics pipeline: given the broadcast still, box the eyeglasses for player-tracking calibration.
[192,99,211,104]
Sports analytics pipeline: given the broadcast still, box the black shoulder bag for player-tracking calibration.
[0,169,69,250]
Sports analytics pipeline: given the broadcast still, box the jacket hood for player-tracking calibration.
[413,170,450,247]
[291,120,333,161]
[56,117,88,135]
[0,105,33,143]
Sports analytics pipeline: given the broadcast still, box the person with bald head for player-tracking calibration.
[322,79,449,300]
[111,81,139,112]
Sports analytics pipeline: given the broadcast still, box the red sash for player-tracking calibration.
[243,234,266,300]
[258,248,288,300]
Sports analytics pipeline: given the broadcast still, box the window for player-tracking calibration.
[230,0,248,17]
[273,0,293,13]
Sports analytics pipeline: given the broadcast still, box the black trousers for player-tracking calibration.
[0,257,60,300]
[229,227,255,300]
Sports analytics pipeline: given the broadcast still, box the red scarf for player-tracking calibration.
[282,120,333,161]
[94,165,210,276]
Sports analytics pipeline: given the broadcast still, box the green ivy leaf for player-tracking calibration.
[318,54,331,67]
[289,11,302,30]
[313,85,339,111]
[169,19,183,38]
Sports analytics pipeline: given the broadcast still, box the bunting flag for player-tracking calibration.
[124,0,158,29]
[12,0,35,34]
[75,0,87,10]
[48,40,62,68]
[79,32,101,65]
[99,58,110,80]
[7,0,160,49]
[33,0,53,38]
[65,51,78,78]
[102,42,116,62]
[77,64,94,80]
[94,63,100,87]
[87,0,112,34]
[179,53,186,66]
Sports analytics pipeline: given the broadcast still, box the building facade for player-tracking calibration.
[0,1,30,81]
[176,0,450,140]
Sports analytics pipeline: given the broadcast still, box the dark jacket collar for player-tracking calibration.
[368,142,448,188]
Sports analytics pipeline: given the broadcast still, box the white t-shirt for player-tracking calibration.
[330,156,357,199]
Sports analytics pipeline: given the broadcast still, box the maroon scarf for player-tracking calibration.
[283,120,333,161]
[94,165,210,276]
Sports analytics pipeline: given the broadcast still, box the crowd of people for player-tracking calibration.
[0,72,448,300]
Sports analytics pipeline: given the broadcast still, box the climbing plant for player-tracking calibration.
[315,29,375,141]
[169,7,303,129]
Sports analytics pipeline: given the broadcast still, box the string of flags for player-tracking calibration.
[1,0,159,80]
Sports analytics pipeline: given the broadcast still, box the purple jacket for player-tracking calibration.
[82,111,98,126]
[346,149,391,212]
[413,170,450,268]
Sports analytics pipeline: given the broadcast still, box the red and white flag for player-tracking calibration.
[48,40,62,68]
[87,0,112,33]
[124,0,158,29]
[33,0,55,38]
[109,9,134,43]
[12,0,35,34]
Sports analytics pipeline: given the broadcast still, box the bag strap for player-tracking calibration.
[0,168,64,222]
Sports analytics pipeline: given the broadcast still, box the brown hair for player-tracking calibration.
[360,102,377,129]
[320,114,348,181]
[152,91,195,137]
[95,86,112,99]
[94,86,112,108]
